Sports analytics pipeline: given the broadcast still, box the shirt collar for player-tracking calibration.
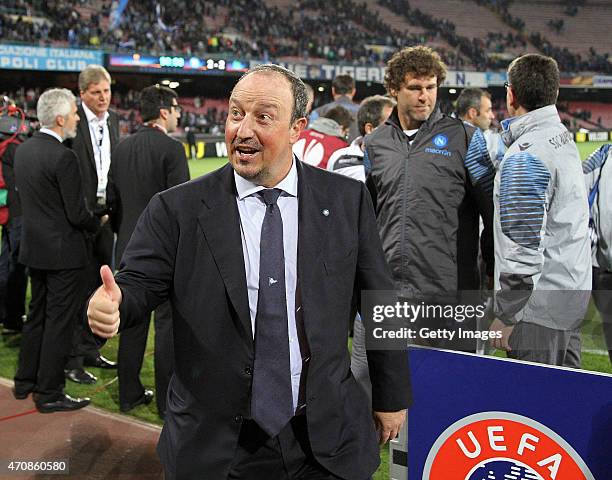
[39,128,63,143]
[500,105,559,147]
[462,119,476,129]
[145,122,168,134]
[350,136,363,148]
[82,102,109,124]
[234,156,298,201]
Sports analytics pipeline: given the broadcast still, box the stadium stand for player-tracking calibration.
[1,0,610,74]
[478,0,611,72]
[566,101,612,129]
[511,0,611,56]
[1,0,610,131]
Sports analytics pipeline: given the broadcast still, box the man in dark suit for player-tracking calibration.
[108,85,190,417]
[88,65,410,479]
[13,88,102,412]
[65,64,120,383]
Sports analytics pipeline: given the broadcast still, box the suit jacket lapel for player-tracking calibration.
[107,112,119,150]
[197,164,252,343]
[296,161,328,306]
[77,105,96,169]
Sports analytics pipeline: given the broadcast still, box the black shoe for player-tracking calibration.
[12,387,32,400]
[2,326,22,335]
[120,389,154,412]
[36,393,90,413]
[84,355,117,369]
[65,368,97,384]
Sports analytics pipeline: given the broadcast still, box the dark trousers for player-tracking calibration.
[118,300,173,414]
[66,224,114,368]
[14,267,83,403]
[507,321,581,367]
[0,217,27,331]
[591,266,612,364]
[227,416,349,480]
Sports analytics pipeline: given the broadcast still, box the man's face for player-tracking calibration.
[226,72,305,187]
[80,80,111,116]
[473,95,494,131]
[364,104,394,135]
[164,100,181,133]
[392,74,437,128]
[62,102,80,139]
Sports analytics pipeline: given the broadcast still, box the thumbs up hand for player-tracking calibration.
[87,265,123,338]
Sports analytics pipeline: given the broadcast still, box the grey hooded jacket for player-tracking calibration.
[494,105,591,330]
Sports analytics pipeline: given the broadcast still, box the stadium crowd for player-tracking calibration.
[0,87,229,135]
[1,0,610,73]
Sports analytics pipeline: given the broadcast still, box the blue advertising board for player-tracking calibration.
[0,44,103,71]
[406,347,611,479]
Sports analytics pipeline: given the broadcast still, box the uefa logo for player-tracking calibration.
[432,134,448,148]
[423,412,594,480]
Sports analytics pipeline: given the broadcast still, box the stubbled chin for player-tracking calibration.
[233,162,263,181]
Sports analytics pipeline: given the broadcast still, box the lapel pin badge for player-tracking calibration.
[322,209,330,217]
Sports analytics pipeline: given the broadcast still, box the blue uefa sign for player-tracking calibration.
[402,347,612,480]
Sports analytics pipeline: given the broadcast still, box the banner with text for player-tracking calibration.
[0,44,103,72]
[398,347,611,479]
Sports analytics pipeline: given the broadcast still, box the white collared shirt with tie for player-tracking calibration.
[234,159,301,412]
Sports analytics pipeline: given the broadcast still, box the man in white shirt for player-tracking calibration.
[64,65,120,383]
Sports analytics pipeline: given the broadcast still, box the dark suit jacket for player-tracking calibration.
[114,161,411,479]
[65,104,120,213]
[15,132,100,270]
[108,126,190,264]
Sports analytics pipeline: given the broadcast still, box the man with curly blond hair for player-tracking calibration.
[362,46,495,349]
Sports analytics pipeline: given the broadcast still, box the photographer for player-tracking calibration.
[0,98,28,334]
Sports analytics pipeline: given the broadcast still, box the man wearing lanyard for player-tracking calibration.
[64,65,120,384]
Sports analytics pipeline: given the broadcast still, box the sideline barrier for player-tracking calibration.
[181,135,226,159]
[390,347,612,479]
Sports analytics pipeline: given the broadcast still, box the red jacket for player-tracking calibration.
[293,129,347,169]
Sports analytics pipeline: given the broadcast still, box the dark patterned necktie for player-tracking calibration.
[250,188,293,437]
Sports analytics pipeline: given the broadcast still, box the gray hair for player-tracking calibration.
[37,88,76,128]
[78,64,111,92]
[456,88,490,118]
[235,64,308,124]
[357,95,395,136]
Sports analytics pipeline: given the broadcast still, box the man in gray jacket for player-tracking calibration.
[490,54,591,366]
[583,143,612,365]
[365,46,495,339]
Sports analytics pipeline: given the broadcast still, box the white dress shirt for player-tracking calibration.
[82,102,111,201]
[39,128,63,143]
[234,160,301,411]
